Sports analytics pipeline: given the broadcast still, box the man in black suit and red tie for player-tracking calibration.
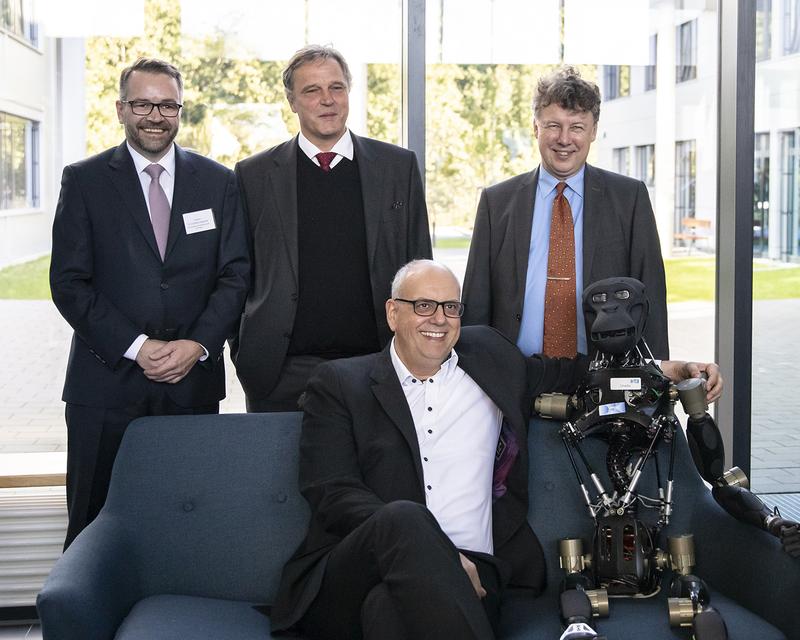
[50,57,250,548]
[232,44,432,413]
[270,259,721,639]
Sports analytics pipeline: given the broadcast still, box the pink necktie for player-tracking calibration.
[144,164,170,260]
[542,181,577,358]
[315,152,337,172]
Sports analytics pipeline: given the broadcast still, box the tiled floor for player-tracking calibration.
[0,626,41,639]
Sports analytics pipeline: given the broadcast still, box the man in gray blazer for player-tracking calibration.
[233,45,432,412]
[463,66,669,360]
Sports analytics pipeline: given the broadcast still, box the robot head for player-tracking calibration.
[583,277,649,355]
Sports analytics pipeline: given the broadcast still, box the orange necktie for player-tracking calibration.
[542,181,577,358]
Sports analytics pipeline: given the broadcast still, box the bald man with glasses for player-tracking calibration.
[270,259,719,640]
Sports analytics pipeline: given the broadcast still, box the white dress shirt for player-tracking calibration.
[297,129,354,170]
[390,339,503,554]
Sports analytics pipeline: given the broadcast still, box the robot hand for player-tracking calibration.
[769,519,800,558]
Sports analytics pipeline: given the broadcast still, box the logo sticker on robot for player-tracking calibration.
[610,377,642,390]
[599,402,626,416]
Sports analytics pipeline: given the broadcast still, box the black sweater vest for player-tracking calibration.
[288,151,380,358]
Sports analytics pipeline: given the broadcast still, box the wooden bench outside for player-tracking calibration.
[674,216,712,254]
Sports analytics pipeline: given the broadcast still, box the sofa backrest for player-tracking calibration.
[103,412,309,605]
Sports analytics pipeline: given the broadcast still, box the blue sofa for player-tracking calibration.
[37,412,797,639]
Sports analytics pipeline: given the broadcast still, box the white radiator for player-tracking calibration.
[0,487,66,607]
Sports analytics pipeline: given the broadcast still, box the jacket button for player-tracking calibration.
[283,332,291,339]
[515,313,521,321]
[291,293,298,301]
[160,282,169,290]
[182,501,194,512]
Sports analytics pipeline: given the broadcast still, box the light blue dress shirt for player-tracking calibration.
[516,165,587,357]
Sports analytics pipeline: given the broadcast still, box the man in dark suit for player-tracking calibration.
[50,58,250,548]
[232,44,432,412]
[463,66,669,360]
[270,260,719,639]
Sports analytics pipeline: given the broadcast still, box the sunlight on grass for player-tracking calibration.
[0,255,51,300]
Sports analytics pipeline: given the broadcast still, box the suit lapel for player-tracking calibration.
[270,138,300,287]
[369,351,425,489]
[582,164,604,284]
[353,134,385,269]
[513,169,539,307]
[108,143,162,262]
[165,145,201,261]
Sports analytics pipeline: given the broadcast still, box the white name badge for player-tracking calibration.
[599,402,626,416]
[610,377,642,391]
[182,209,216,234]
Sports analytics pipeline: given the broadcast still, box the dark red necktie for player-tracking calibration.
[542,181,577,358]
[315,152,337,172]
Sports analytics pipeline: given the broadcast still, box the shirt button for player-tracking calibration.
[427,429,433,434]
[427,485,432,490]
[423,456,428,462]
[427,406,432,412]
[411,379,417,383]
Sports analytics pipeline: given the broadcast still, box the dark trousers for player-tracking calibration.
[298,501,505,640]
[64,389,218,549]
[246,355,325,413]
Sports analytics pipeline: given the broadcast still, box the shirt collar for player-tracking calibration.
[538,163,585,199]
[127,142,176,177]
[389,337,459,386]
[297,129,354,162]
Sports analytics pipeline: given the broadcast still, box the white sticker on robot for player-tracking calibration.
[599,402,626,416]
[610,377,642,391]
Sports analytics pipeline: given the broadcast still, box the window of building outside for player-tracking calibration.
[0,112,40,209]
[779,130,798,261]
[756,0,772,62]
[603,65,630,100]
[674,139,696,234]
[784,0,800,55]
[635,144,655,187]
[612,146,630,176]
[1,0,38,46]
[753,132,770,258]
[644,34,657,91]
[676,19,697,82]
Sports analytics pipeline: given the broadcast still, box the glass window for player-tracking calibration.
[756,0,772,62]
[784,0,800,55]
[674,139,696,236]
[780,130,799,260]
[612,146,630,176]
[1,0,38,46]
[753,132,770,257]
[603,65,630,100]
[676,19,697,82]
[635,144,655,187]
[0,112,40,210]
[645,34,657,91]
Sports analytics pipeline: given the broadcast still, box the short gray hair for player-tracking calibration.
[533,65,601,122]
[119,57,183,101]
[282,44,352,98]
[391,260,460,299]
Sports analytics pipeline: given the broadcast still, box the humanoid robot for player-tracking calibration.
[533,277,800,640]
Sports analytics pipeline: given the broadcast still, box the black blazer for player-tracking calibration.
[231,133,432,403]
[49,142,250,408]
[271,326,580,631]
[462,164,669,359]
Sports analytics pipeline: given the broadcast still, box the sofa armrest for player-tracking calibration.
[690,488,800,636]
[37,516,141,640]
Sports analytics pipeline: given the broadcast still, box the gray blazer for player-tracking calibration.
[462,164,669,359]
[231,133,432,403]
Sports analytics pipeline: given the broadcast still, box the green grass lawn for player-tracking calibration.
[0,254,797,302]
[0,255,51,300]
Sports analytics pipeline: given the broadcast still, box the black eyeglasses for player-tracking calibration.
[123,100,183,117]
[394,298,465,318]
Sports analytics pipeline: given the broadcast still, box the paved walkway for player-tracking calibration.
[1,257,798,496]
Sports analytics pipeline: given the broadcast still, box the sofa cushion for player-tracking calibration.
[114,594,309,640]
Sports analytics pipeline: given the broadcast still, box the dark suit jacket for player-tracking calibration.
[270,325,580,631]
[49,142,250,408]
[231,133,432,402]
[462,164,669,359]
